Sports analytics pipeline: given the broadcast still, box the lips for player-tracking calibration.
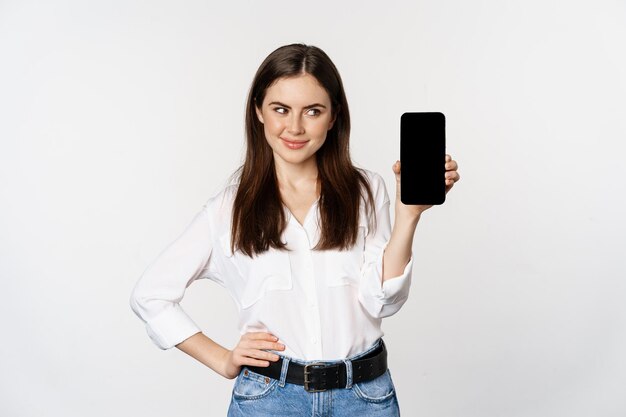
[280,137,308,144]
[280,137,308,150]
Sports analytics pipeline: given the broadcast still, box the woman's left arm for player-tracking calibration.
[382,154,460,281]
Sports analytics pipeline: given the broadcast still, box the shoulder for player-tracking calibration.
[356,167,390,206]
[200,183,239,223]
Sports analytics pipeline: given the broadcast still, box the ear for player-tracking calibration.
[255,103,264,124]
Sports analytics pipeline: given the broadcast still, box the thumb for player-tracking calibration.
[392,160,401,180]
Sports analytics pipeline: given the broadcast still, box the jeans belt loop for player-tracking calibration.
[342,358,353,389]
[278,356,290,388]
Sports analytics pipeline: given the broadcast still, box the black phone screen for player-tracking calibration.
[400,112,446,205]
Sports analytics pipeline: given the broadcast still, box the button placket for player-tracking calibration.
[299,230,323,355]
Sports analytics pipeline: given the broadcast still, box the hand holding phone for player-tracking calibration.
[400,112,446,205]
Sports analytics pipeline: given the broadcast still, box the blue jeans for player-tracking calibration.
[227,338,400,416]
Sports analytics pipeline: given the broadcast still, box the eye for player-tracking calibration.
[273,107,288,114]
[306,108,321,116]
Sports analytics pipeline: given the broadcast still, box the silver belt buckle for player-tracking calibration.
[303,362,327,392]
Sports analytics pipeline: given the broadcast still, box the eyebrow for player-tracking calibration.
[267,101,327,110]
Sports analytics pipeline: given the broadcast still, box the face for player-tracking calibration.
[255,73,336,170]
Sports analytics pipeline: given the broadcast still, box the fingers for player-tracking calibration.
[234,353,274,368]
[234,332,286,367]
[444,155,459,186]
[445,170,460,181]
[235,355,273,368]
[445,170,460,186]
[243,332,279,341]
[240,348,281,363]
[243,339,285,352]
[445,160,458,171]
[241,333,285,352]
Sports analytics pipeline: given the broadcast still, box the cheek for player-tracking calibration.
[309,127,329,149]
[264,117,284,135]
[310,121,331,139]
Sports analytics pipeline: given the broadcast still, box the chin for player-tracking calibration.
[273,152,313,165]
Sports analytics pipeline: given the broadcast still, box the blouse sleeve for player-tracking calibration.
[129,201,219,350]
[357,172,413,318]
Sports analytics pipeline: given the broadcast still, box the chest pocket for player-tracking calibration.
[220,234,293,309]
[324,225,368,287]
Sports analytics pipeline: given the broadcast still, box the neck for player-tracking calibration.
[274,157,319,190]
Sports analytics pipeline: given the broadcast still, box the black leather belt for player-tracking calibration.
[245,340,388,392]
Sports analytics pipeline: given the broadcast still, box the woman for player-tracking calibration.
[130,43,460,416]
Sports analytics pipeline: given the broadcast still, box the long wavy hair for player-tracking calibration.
[228,43,377,257]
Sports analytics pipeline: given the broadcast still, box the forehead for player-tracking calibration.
[263,73,331,106]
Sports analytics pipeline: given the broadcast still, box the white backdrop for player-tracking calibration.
[1,0,625,416]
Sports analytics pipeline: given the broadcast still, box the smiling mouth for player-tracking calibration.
[280,137,309,149]
[280,137,308,144]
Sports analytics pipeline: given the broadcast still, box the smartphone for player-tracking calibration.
[400,112,446,205]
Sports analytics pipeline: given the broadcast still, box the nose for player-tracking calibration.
[287,114,304,135]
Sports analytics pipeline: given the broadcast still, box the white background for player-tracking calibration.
[1,0,625,416]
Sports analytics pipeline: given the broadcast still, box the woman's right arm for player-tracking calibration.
[130,200,285,379]
[175,332,231,377]
[129,207,213,351]
[177,331,285,379]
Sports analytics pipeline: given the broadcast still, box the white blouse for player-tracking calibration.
[129,168,413,361]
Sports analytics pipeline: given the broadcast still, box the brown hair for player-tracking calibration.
[228,43,376,257]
